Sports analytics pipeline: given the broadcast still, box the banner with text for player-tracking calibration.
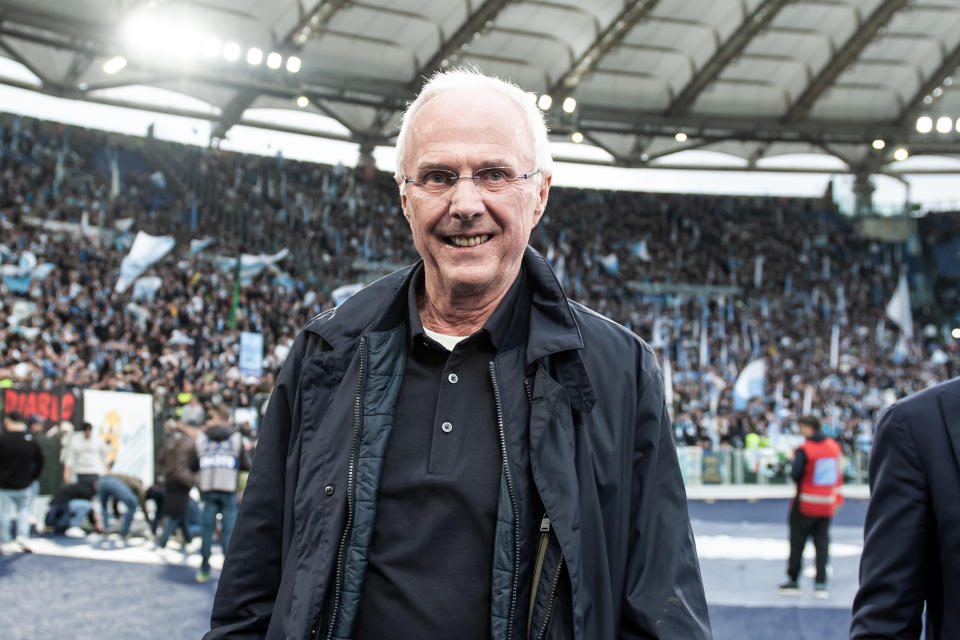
[2,387,82,429]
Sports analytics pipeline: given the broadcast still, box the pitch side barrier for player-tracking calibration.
[677,445,871,500]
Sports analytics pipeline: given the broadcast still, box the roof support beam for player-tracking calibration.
[578,104,904,143]
[782,0,909,123]
[546,0,661,97]
[63,52,95,85]
[0,75,374,144]
[665,0,790,115]
[0,36,55,87]
[369,0,511,133]
[212,0,352,140]
[896,40,960,127]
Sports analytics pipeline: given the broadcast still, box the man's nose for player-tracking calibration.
[448,177,484,219]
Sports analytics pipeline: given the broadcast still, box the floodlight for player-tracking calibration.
[936,116,952,134]
[571,131,584,143]
[266,52,282,70]
[675,132,688,143]
[537,94,552,110]
[202,37,220,59]
[223,42,241,62]
[932,87,943,98]
[956,119,960,134]
[297,95,310,108]
[103,56,127,74]
[871,139,885,150]
[247,48,263,66]
[952,327,960,340]
[915,116,933,133]
[286,56,302,73]
[562,96,577,113]
[893,147,909,161]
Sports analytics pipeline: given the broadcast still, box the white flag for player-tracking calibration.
[885,272,913,338]
[115,231,175,293]
[733,358,766,410]
[699,317,709,368]
[829,321,840,370]
[663,354,673,416]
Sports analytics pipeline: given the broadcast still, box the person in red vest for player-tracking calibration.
[778,414,843,598]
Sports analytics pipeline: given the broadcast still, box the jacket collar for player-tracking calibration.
[302,245,595,411]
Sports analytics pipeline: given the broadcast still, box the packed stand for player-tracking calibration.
[1,113,957,477]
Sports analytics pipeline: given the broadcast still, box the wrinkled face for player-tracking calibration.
[399,89,550,302]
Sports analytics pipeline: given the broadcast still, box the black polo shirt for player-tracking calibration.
[354,267,529,640]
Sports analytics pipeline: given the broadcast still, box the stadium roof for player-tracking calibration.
[0,0,958,178]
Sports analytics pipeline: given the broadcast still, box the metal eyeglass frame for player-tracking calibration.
[402,167,541,198]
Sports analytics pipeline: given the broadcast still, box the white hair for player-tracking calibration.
[394,67,552,187]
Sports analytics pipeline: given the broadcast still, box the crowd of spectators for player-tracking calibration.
[1,113,957,468]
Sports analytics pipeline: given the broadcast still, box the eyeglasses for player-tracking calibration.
[403,167,540,198]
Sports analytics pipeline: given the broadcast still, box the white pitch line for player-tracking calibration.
[17,535,224,570]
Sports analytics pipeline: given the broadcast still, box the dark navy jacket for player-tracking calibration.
[207,247,711,640]
[851,376,960,640]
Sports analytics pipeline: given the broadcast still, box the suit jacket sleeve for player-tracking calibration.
[206,334,303,638]
[620,346,712,639]
[850,404,928,639]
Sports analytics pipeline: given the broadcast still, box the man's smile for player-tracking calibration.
[444,234,492,247]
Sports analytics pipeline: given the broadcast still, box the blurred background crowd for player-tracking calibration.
[1,112,958,496]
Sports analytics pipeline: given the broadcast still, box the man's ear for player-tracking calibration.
[532,172,552,227]
[395,175,410,221]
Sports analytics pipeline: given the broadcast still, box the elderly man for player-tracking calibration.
[209,69,710,640]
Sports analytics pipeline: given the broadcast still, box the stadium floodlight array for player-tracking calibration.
[118,9,302,75]
[536,94,578,115]
[915,115,957,135]
[102,56,127,75]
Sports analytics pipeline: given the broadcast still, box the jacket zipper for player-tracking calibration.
[526,515,551,638]
[489,360,520,640]
[324,335,367,640]
[537,553,564,640]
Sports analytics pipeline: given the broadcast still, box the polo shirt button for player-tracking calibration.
[441,421,453,433]
[324,485,335,496]
[448,373,458,384]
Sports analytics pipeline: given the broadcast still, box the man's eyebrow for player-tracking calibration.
[413,160,515,173]
[412,162,455,174]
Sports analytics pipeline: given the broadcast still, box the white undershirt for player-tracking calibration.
[423,327,469,352]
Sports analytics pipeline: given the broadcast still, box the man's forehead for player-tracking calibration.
[405,88,533,165]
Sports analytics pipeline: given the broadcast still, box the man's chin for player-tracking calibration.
[432,266,500,298]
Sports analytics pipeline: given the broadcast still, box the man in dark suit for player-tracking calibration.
[851,376,960,639]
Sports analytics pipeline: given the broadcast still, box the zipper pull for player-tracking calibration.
[540,515,551,533]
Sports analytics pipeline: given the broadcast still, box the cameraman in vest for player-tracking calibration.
[778,415,843,598]
[192,406,250,583]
